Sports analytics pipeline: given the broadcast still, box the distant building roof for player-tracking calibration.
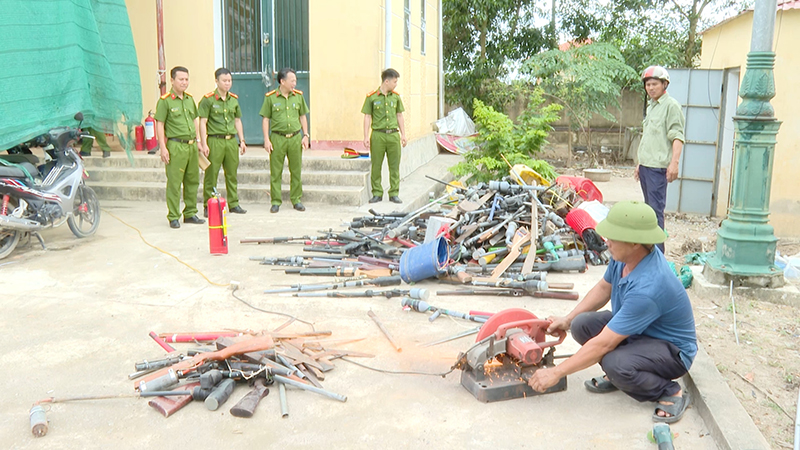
[702,0,800,34]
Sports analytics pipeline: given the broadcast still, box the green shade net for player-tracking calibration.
[0,0,142,157]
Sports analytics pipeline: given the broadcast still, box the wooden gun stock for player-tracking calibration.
[134,335,274,390]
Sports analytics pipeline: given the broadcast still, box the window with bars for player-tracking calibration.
[224,0,262,74]
[420,0,426,55]
[274,0,309,72]
[404,0,410,50]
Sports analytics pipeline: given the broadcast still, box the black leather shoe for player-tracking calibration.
[389,196,403,204]
[169,220,180,229]
[184,215,205,224]
[147,149,157,155]
[368,196,382,203]
[293,203,306,212]
[203,207,208,218]
[229,205,247,214]
[102,151,111,158]
[270,205,280,213]
[79,151,91,157]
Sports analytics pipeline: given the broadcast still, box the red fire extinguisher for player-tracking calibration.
[134,125,145,151]
[144,112,157,151]
[208,190,228,255]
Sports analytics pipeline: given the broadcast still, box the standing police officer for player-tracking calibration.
[259,67,309,213]
[198,68,247,218]
[362,68,406,204]
[155,66,205,229]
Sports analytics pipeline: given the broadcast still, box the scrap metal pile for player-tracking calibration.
[244,168,611,301]
[30,328,369,436]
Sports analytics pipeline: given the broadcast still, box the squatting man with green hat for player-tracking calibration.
[528,201,697,423]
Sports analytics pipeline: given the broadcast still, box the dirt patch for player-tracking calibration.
[665,213,800,448]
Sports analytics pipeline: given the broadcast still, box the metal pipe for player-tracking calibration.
[750,0,778,52]
[273,375,347,403]
[156,0,166,95]
[279,382,289,418]
[385,0,392,69]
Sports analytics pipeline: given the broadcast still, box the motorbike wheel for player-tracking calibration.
[68,184,101,238]
[0,229,20,260]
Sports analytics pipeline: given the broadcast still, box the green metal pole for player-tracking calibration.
[704,0,784,287]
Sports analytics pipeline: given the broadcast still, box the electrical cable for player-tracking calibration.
[340,357,455,378]
[102,208,230,287]
[230,286,316,332]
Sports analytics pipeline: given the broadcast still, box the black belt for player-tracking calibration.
[271,130,302,139]
[168,138,196,144]
[372,128,399,134]
[208,134,235,140]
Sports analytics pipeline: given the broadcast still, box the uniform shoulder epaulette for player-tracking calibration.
[366,89,379,97]
[185,92,193,97]
[391,90,400,95]
[266,90,276,97]
[204,91,215,98]
[293,89,303,95]
[229,92,238,99]
[160,92,171,100]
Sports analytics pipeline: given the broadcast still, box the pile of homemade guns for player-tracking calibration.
[244,175,610,303]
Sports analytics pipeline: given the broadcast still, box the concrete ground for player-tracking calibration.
[1,154,724,449]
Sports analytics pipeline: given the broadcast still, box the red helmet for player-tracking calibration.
[641,66,670,83]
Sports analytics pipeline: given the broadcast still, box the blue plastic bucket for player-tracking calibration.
[399,236,449,283]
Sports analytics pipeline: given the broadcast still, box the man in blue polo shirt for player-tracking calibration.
[528,201,696,423]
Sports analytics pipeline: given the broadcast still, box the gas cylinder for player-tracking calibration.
[144,112,157,151]
[208,193,228,255]
[134,125,145,151]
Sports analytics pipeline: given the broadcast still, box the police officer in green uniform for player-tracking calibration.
[260,67,309,213]
[362,68,407,204]
[79,127,112,158]
[154,66,205,229]
[198,68,247,218]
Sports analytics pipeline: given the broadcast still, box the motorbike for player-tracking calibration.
[0,113,101,259]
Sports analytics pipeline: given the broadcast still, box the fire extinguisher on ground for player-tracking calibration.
[208,189,228,255]
[144,112,157,153]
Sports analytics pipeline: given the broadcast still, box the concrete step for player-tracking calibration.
[87,181,369,206]
[82,154,371,171]
[86,167,369,187]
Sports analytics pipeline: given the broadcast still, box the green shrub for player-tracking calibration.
[450,90,561,184]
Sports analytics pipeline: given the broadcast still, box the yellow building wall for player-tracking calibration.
[125,0,217,119]
[700,10,800,237]
[309,0,440,142]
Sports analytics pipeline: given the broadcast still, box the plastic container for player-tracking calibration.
[577,200,610,224]
[565,208,597,235]
[424,216,456,243]
[399,236,449,283]
[555,176,604,202]
[511,164,549,186]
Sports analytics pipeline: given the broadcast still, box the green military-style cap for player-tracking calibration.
[595,201,667,244]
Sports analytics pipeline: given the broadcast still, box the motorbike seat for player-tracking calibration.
[0,153,40,166]
[0,161,40,179]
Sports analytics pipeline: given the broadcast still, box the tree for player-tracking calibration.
[557,0,749,69]
[522,42,639,165]
[443,0,550,113]
[450,90,561,183]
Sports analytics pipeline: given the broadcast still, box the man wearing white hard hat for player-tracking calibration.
[529,201,697,423]
[636,65,685,253]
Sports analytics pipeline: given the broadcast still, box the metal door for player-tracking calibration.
[222,0,309,145]
[664,68,736,215]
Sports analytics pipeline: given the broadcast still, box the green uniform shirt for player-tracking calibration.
[361,88,405,130]
[154,89,198,139]
[259,89,309,134]
[198,89,242,136]
[638,92,685,168]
